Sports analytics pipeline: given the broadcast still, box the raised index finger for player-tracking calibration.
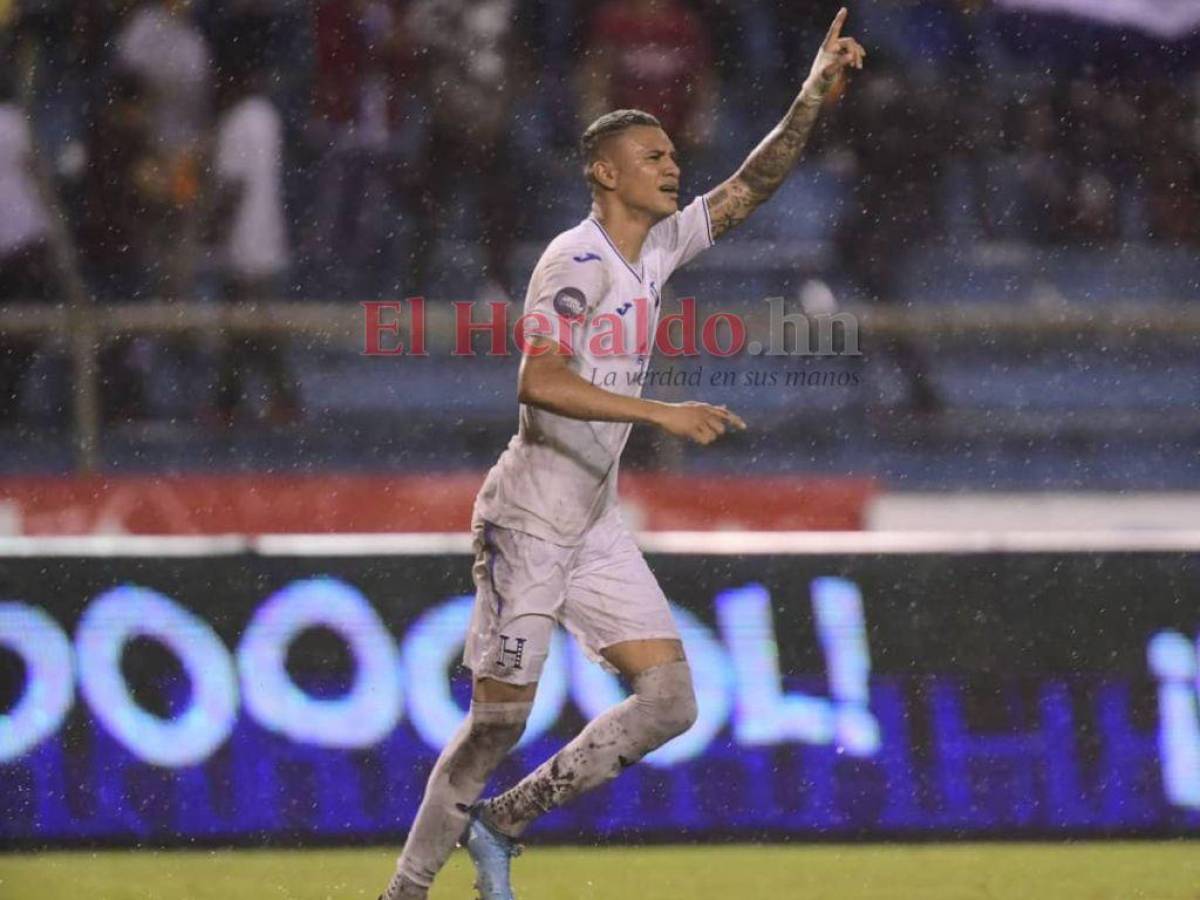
[825,7,848,46]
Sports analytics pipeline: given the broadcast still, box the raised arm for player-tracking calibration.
[705,8,865,239]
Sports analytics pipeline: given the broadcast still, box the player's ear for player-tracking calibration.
[590,156,618,191]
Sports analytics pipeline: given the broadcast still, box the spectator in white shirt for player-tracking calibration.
[0,76,55,423]
[114,0,212,301]
[115,0,211,153]
[210,63,298,424]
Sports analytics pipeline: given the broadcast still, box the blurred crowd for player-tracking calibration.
[0,0,1197,423]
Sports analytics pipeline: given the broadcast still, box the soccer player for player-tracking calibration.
[380,10,864,899]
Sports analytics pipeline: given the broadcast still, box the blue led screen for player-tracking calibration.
[1,549,1199,846]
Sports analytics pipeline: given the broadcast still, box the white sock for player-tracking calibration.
[387,700,532,893]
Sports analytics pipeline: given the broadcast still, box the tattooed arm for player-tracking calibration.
[705,7,865,240]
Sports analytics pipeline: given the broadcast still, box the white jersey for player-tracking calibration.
[475,195,714,546]
[214,96,289,278]
[0,104,50,257]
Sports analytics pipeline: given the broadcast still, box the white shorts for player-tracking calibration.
[462,510,681,685]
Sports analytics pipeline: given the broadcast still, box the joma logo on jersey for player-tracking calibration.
[498,634,527,669]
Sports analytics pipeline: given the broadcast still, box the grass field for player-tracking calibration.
[2,843,1198,899]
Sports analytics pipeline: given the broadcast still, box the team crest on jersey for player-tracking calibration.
[498,634,526,670]
[553,287,587,318]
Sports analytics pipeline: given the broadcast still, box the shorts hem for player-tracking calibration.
[584,631,683,673]
[462,658,545,687]
[595,631,682,652]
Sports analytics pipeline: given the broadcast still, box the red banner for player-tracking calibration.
[0,473,873,535]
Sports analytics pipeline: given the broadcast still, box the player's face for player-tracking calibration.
[611,126,681,220]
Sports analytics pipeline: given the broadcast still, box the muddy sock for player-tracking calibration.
[484,662,696,837]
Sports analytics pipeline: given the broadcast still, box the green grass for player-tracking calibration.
[2,843,1198,899]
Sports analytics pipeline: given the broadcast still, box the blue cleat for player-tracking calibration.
[463,803,521,900]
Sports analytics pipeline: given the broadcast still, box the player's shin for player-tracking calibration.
[483,661,697,837]
[386,700,532,896]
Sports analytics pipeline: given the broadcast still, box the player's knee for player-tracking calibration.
[634,661,698,743]
[658,682,698,740]
[468,718,525,755]
[466,701,532,756]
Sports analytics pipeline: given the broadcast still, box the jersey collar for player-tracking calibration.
[587,216,644,283]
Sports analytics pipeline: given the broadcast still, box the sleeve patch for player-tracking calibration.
[552,287,588,318]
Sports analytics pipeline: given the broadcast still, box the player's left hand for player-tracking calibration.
[806,7,866,96]
[654,400,746,446]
